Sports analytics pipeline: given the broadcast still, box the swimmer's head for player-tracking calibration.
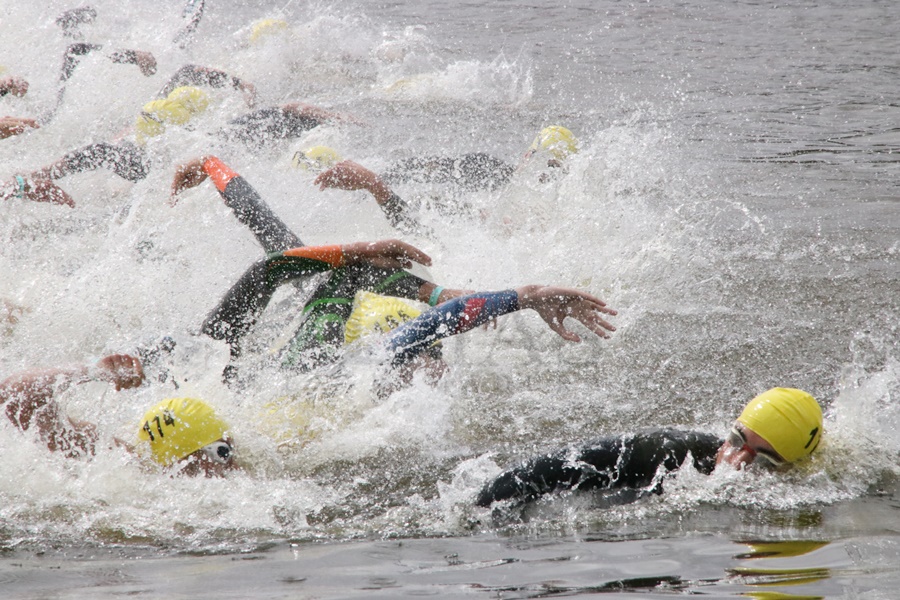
[292,146,343,172]
[527,125,578,162]
[166,86,210,115]
[136,397,231,469]
[249,18,289,44]
[135,86,210,140]
[344,291,422,345]
[737,387,823,464]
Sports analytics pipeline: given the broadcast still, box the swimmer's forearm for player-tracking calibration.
[0,365,90,425]
[387,290,519,364]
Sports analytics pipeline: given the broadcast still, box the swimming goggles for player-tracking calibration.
[726,426,786,467]
[200,440,234,465]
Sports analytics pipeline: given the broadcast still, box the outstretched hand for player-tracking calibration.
[92,354,145,391]
[517,285,617,342]
[342,239,432,270]
[170,158,208,204]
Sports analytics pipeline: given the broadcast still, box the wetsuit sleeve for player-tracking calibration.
[59,43,104,82]
[475,430,723,507]
[380,192,432,238]
[200,156,303,252]
[200,247,346,352]
[223,106,323,146]
[385,290,519,365]
[55,142,150,182]
[174,0,206,49]
[158,64,243,97]
[475,444,620,507]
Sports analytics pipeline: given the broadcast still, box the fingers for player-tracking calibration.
[314,169,335,190]
[548,320,581,342]
[392,240,432,267]
[570,301,617,338]
[97,354,145,390]
[536,292,618,342]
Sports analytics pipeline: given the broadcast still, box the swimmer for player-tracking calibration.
[0,353,234,477]
[171,156,615,384]
[0,238,437,475]
[2,271,617,475]
[296,148,428,236]
[475,387,824,508]
[301,126,579,233]
[219,102,361,148]
[3,66,350,206]
[0,83,212,206]
[170,155,473,376]
[381,125,579,191]
[158,64,256,108]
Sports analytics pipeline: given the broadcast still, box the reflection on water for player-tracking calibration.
[730,540,832,600]
[2,534,893,599]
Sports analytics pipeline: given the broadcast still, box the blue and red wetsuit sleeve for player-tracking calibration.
[385,290,520,366]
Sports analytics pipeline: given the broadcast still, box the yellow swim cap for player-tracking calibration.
[530,125,578,160]
[291,146,343,171]
[250,18,289,44]
[344,290,421,345]
[737,388,823,464]
[136,398,230,466]
[165,86,210,115]
[135,87,210,140]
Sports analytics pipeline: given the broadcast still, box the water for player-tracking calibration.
[1,0,898,597]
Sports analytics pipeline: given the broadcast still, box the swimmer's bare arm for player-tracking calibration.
[516,285,617,341]
[1,176,75,207]
[282,102,364,125]
[0,354,144,455]
[340,239,432,270]
[315,160,428,236]
[0,116,39,139]
[315,160,393,205]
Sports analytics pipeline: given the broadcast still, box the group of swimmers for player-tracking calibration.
[0,6,825,512]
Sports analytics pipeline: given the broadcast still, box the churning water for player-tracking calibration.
[1,0,898,597]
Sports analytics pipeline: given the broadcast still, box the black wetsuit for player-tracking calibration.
[158,64,247,99]
[196,158,427,371]
[475,429,722,507]
[222,107,325,147]
[55,140,150,182]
